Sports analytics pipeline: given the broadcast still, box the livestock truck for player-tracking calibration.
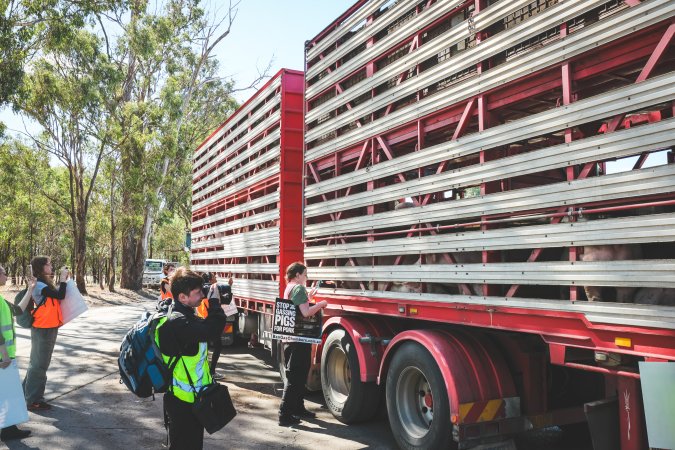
[192,1,675,449]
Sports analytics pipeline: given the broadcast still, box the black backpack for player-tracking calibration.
[13,288,37,328]
[118,309,181,398]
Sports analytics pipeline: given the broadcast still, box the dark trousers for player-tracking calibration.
[278,342,311,417]
[210,338,222,374]
[23,327,58,404]
[164,391,204,450]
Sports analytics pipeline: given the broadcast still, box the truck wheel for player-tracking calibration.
[321,328,381,423]
[386,342,453,450]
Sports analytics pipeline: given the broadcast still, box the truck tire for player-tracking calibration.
[321,328,381,423]
[386,342,453,450]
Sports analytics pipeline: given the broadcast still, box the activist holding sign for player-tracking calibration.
[277,262,327,427]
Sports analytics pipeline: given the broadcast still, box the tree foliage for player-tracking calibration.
[0,0,256,291]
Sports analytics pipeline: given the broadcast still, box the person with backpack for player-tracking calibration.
[156,267,226,449]
[23,256,70,412]
[277,262,328,427]
[0,265,33,441]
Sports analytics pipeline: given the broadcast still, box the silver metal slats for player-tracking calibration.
[191,227,279,254]
[305,118,675,215]
[307,0,586,115]
[305,213,675,260]
[193,109,282,182]
[230,278,280,301]
[308,0,454,85]
[305,116,675,200]
[192,209,280,240]
[193,78,281,168]
[305,164,675,238]
[193,129,281,193]
[193,163,280,212]
[309,260,675,288]
[193,144,281,203]
[307,0,397,63]
[190,263,279,276]
[192,191,280,229]
[307,287,675,329]
[305,0,675,162]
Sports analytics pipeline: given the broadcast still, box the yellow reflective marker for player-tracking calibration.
[615,337,632,348]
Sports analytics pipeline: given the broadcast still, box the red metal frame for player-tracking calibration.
[191,69,305,305]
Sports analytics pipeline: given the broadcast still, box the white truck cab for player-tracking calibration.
[142,259,166,288]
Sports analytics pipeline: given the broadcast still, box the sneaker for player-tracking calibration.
[27,401,52,411]
[278,415,301,426]
[210,372,225,381]
[1,425,31,441]
[293,407,316,418]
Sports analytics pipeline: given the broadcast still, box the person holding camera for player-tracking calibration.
[196,273,233,380]
[156,267,226,449]
[278,262,328,426]
[23,256,69,411]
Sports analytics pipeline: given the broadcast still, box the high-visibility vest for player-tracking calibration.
[0,297,16,360]
[196,298,209,319]
[155,316,212,403]
[160,277,173,301]
[32,296,63,328]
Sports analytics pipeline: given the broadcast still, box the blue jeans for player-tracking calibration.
[23,327,58,404]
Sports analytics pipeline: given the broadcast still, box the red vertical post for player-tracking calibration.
[560,23,579,301]
[278,70,305,297]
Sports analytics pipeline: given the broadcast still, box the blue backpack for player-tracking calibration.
[118,309,180,398]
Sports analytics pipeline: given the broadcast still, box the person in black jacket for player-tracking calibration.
[157,267,227,450]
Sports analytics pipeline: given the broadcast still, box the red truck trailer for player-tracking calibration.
[191,68,305,348]
[193,1,675,449]
[302,0,675,449]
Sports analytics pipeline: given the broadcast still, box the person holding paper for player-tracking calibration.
[0,265,32,441]
[197,272,234,380]
[278,262,328,427]
[23,256,69,411]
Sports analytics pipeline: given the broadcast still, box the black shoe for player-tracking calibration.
[293,407,316,418]
[1,425,31,441]
[278,415,301,426]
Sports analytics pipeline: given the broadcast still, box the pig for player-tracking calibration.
[633,287,675,306]
[580,244,643,302]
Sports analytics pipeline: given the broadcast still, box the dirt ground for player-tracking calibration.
[0,283,157,307]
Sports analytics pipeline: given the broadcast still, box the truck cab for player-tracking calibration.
[142,259,166,288]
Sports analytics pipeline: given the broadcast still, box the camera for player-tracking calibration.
[202,283,231,300]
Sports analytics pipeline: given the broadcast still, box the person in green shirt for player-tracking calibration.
[0,265,33,441]
[278,262,327,426]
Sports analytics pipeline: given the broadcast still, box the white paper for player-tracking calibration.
[61,280,88,325]
[222,301,238,317]
[0,360,29,428]
[639,361,675,450]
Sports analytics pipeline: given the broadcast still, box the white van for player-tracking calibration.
[142,259,166,288]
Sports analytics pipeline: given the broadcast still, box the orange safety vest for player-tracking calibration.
[160,277,173,301]
[32,296,63,328]
[196,298,209,319]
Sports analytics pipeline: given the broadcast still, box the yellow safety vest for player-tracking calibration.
[0,296,16,360]
[155,315,212,403]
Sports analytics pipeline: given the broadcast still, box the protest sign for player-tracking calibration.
[271,298,322,344]
[0,360,29,428]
